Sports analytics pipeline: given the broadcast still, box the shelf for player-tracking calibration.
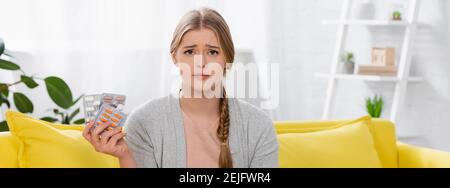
[322,20,412,26]
[319,0,421,123]
[315,72,423,82]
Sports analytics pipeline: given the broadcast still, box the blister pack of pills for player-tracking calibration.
[100,93,126,108]
[83,94,102,123]
[93,103,128,130]
[83,93,127,129]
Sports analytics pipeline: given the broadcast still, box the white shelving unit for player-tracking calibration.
[315,73,423,82]
[322,20,411,26]
[317,0,421,124]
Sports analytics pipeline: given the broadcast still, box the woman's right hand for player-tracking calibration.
[82,121,131,159]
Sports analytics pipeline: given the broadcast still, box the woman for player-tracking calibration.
[83,7,278,168]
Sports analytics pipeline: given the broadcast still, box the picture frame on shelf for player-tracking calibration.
[372,47,395,67]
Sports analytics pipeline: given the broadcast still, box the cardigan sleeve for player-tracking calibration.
[248,111,279,168]
[124,110,159,168]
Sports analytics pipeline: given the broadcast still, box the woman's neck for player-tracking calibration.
[179,91,221,117]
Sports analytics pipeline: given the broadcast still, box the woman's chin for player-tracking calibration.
[187,88,220,98]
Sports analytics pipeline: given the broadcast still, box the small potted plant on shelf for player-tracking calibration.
[392,11,402,20]
[365,95,384,118]
[339,51,355,74]
[390,4,403,21]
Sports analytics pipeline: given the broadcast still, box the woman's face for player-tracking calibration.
[172,28,226,98]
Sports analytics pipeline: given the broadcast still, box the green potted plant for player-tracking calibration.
[365,95,384,118]
[0,38,84,131]
[339,51,355,74]
[391,4,403,21]
[392,11,402,20]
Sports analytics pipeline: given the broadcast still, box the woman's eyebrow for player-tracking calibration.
[183,44,197,49]
[206,44,220,49]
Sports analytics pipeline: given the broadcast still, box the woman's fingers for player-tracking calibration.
[91,121,111,146]
[100,126,123,145]
[108,132,126,147]
[84,120,126,155]
[82,121,94,142]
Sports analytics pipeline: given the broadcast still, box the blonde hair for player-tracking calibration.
[170,7,235,168]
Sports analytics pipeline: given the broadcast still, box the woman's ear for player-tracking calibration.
[171,53,177,65]
[225,63,232,70]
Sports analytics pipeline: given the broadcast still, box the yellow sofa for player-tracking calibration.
[1,111,450,168]
[275,118,450,168]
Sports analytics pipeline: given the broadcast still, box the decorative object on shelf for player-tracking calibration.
[365,95,384,118]
[351,0,375,20]
[0,38,84,132]
[390,4,404,21]
[372,47,395,66]
[339,51,355,74]
[356,47,397,76]
[356,65,397,76]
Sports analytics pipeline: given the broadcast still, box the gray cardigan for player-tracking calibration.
[124,94,279,168]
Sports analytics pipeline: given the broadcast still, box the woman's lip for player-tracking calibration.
[193,75,211,80]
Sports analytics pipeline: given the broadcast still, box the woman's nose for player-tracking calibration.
[194,55,208,68]
[202,54,208,67]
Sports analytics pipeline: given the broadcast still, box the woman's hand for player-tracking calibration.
[83,121,137,167]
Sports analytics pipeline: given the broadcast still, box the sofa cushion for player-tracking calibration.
[6,111,119,168]
[277,116,382,168]
[0,131,20,167]
[275,117,397,168]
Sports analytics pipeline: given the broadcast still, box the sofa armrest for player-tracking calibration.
[397,142,450,168]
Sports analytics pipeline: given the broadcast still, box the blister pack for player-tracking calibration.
[83,93,127,129]
[93,103,127,130]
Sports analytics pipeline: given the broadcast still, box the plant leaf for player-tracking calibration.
[0,38,5,56]
[63,114,70,124]
[375,96,383,118]
[68,108,80,122]
[0,59,20,70]
[73,94,84,105]
[365,97,374,117]
[40,116,58,123]
[53,108,60,114]
[0,120,8,132]
[52,108,65,117]
[20,75,39,89]
[0,83,8,97]
[13,92,33,113]
[0,93,11,108]
[73,118,85,124]
[44,76,73,109]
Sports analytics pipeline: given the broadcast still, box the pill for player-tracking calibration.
[114,113,122,119]
[105,108,113,114]
[111,118,119,123]
[100,117,108,122]
[102,113,110,119]
[111,123,117,127]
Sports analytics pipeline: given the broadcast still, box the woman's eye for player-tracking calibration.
[184,50,194,55]
[208,50,219,56]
